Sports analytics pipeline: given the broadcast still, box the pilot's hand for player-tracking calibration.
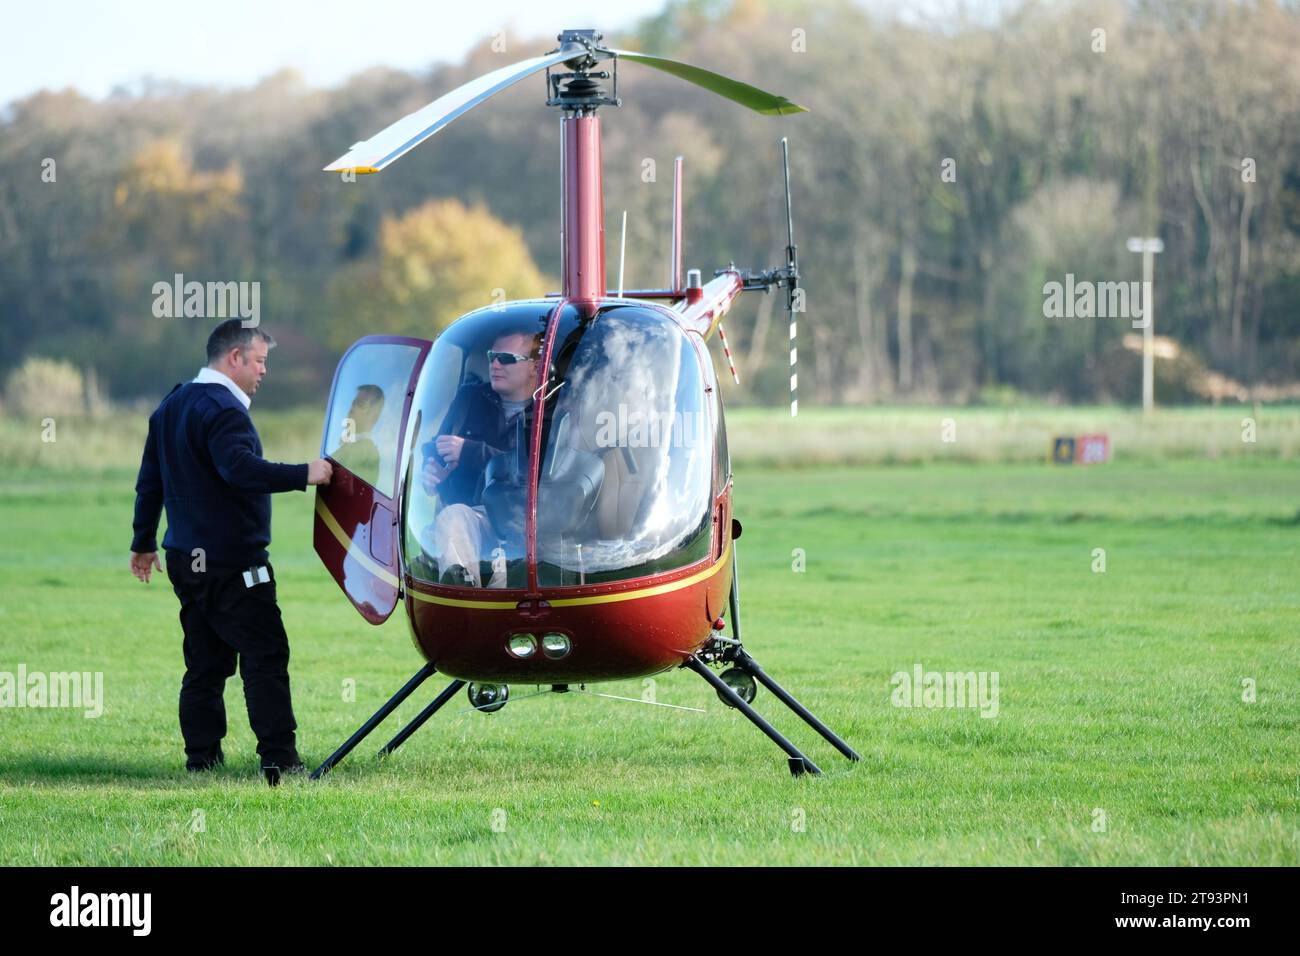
[435,434,466,467]
[422,457,453,494]
[307,458,334,486]
[130,551,163,583]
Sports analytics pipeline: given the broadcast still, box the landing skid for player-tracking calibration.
[684,548,861,776]
[310,549,858,781]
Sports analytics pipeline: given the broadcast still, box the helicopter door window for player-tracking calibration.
[322,341,423,499]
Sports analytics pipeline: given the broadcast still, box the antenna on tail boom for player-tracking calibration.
[671,156,684,292]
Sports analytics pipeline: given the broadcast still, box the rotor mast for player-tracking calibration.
[548,31,618,305]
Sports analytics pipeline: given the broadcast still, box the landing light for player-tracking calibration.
[717,668,758,707]
[507,633,537,658]
[541,632,572,659]
[467,682,509,713]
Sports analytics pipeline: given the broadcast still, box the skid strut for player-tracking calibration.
[311,663,452,780]
[377,679,467,758]
[734,648,860,762]
[684,545,859,775]
[685,655,820,776]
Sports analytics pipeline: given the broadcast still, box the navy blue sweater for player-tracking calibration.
[131,382,308,568]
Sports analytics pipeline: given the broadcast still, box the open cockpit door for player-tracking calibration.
[314,335,431,624]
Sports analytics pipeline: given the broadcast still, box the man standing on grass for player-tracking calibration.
[128,319,333,786]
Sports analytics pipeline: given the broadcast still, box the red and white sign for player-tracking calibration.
[1077,433,1111,464]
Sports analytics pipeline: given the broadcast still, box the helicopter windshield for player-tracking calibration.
[536,304,713,585]
[400,301,714,590]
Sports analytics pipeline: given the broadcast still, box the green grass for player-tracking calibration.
[0,438,1297,863]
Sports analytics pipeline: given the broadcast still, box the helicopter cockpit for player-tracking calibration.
[399,300,715,591]
[400,303,550,589]
[315,299,719,616]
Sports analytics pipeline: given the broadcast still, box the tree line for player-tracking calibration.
[1,0,1297,409]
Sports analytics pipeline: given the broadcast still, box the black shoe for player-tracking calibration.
[186,753,225,773]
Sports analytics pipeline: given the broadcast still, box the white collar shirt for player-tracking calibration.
[193,366,251,409]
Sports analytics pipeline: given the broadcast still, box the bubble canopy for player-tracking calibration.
[399,300,718,590]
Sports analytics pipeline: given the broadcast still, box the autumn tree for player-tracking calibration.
[322,198,551,352]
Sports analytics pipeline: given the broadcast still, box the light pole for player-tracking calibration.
[1127,236,1163,413]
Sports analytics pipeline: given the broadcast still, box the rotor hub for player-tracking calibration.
[548,29,620,111]
[547,70,619,112]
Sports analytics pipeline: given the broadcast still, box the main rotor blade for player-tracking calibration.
[606,49,808,116]
[324,45,583,174]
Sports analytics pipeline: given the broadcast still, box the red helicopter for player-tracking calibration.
[311,29,858,777]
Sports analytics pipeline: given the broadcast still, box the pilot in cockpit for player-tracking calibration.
[417,327,542,587]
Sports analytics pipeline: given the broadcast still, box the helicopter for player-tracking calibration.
[310,29,858,777]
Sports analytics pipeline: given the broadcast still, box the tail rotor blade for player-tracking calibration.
[781,137,800,416]
[781,136,799,311]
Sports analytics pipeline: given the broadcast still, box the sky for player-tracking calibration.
[3,0,667,105]
[4,0,1007,107]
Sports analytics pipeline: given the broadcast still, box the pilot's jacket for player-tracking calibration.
[423,381,523,507]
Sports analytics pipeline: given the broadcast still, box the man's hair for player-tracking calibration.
[207,319,275,364]
[494,327,544,359]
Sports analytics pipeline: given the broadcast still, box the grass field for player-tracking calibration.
[0,408,1297,864]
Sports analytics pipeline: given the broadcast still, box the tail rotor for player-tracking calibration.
[780,137,800,416]
[719,138,803,411]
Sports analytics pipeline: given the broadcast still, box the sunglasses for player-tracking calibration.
[486,350,535,366]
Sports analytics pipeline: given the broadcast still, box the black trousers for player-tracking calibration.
[165,553,299,769]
